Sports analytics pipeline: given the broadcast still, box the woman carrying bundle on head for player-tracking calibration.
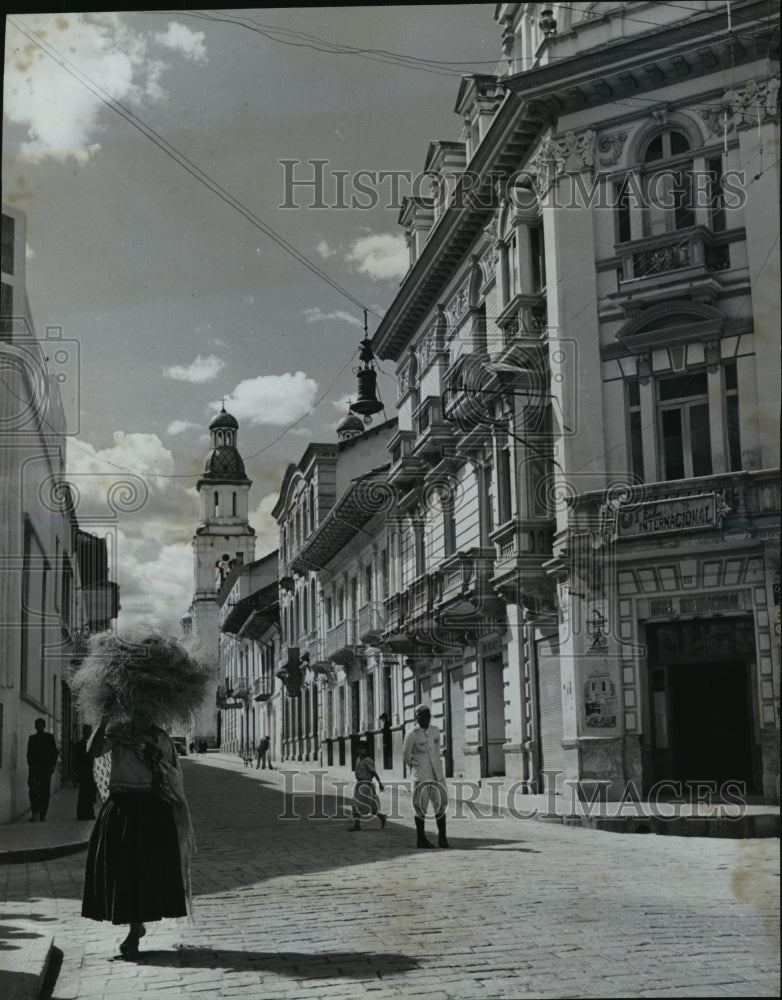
[73,631,209,960]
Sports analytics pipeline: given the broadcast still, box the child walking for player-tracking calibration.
[349,740,387,831]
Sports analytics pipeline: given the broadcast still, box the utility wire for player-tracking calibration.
[7,16,377,320]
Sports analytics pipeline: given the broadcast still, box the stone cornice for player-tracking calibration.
[501,1,778,116]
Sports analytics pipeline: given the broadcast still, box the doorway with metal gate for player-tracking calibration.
[646,618,757,793]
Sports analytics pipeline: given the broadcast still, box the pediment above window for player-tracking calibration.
[605,300,727,358]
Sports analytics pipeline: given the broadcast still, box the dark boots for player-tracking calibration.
[436,815,450,848]
[415,816,435,848]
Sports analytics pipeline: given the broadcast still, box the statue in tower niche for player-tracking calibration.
[216,553,233,587]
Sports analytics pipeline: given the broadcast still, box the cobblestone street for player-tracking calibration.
[2,755,779,999]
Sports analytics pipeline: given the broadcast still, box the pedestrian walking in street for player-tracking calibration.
[402,704,449,848]
[255,734,273,769]
[73,630,209,960]
[349,740,387,831]
[26,718,59,822]
[74,723,97,820]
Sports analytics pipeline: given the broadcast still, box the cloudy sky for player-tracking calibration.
[3,6,498,631]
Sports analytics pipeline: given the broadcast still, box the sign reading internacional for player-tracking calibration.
[617,493,724,537]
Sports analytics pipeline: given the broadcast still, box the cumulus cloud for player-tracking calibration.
[316,239,338,258]
[4,13,206,163]
[153,22,207,62]
[68,431,175,480]
[303,307,363,328]
[215,371,318,426]
[167,419,200,435]
[250,492,281,554]
[65,432,199,631]
[162,354,225,384]
[112,533,195,635]
[345,232,408,280]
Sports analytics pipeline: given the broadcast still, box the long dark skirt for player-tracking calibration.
[82,791,186,924]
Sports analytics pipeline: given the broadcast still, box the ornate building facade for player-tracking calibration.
[194,2,779,803]
[371,0,780,799]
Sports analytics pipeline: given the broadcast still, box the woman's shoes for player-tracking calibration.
[119,925,146,959]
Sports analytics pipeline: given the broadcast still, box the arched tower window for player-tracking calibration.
[214,491,219,516]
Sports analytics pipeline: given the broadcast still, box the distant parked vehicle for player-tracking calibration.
[171,736,188,756]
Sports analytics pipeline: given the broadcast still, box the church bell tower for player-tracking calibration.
[189,406,256,745]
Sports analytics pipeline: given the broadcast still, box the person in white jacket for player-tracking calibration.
[402,704,449,848]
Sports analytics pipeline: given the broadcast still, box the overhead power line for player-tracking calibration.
[7,15,377,321]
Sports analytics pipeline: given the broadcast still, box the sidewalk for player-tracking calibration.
[0,786,89,1000]
[192,752,781,839]
[0,785,93,864]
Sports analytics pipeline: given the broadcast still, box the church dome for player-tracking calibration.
[209,407,239,431]
[336,412,364,440]
[203,446,247,480]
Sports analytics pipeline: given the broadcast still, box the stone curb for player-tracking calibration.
[0,839,90,865]
[0,933,55,1000]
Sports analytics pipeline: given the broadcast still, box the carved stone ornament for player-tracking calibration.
[445,277,470,329]
[698,77,781,135]
[545,129,596,174]
[478,242,498,287]
[597,131,629,166]
[529,130,596,194]
[704,340,721,373]
[417,319,439,368]
[637,353,652,385]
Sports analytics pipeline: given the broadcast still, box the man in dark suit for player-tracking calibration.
[27,718,59,821]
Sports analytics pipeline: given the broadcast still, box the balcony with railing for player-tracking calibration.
[252,673,274,701]
[324,617,357,666]
[358,602,385,644]
[433,548,506,629]
[497,293,548,347]
[403,573,435,633]
[490,519,555,604]
[388,429,428,488]
[383,591,404,634]
[412,395,452,460]
[607,226,740,310]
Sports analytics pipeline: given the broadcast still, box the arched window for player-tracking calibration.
[232,492,237,517]
[641,128,695,236]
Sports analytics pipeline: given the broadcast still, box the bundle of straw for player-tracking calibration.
[72,630,210,729]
